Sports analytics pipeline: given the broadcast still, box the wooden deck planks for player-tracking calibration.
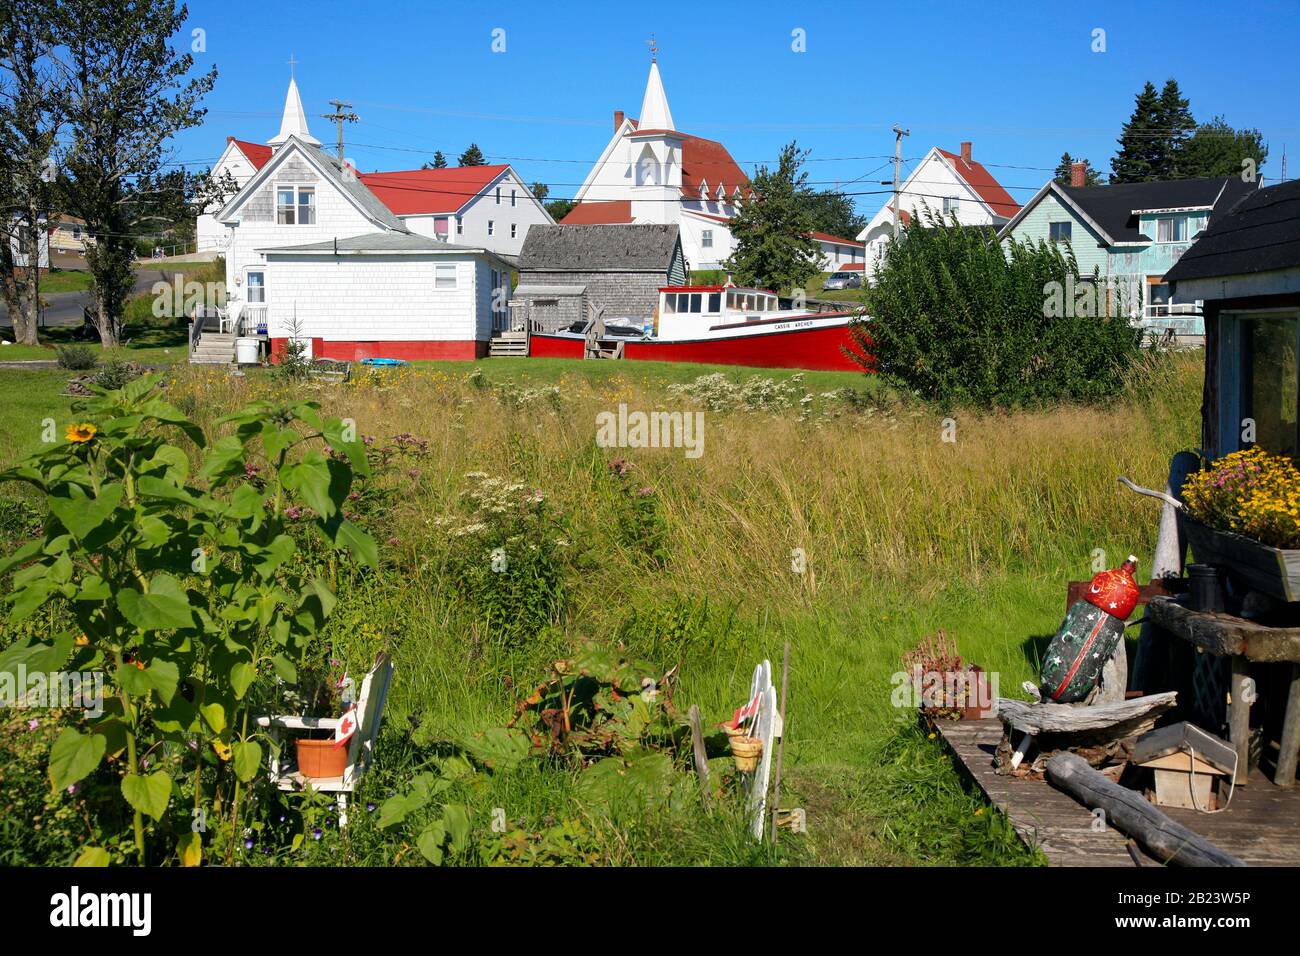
[936,717,1300,867]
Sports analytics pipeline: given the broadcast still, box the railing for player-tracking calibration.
[239,306,268,336]
[1144,302,1200,319]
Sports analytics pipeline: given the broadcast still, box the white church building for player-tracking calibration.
[207,78,531,361]
[562,59,863,275]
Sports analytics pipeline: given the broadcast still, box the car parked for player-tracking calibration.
[823,270,862,290]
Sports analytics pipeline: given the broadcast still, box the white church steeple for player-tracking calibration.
[638,56,675,132]
[268,72,320,148]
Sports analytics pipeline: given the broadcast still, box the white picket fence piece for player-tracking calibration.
[743,659,782,840]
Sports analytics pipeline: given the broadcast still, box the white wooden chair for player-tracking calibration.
[254,652,395,825]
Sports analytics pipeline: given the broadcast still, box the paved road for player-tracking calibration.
[0,266,190,332]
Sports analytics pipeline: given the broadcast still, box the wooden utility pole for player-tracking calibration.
[322,99,359,163]
[891,125,910,238]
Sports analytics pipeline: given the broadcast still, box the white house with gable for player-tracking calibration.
[562,58,862,276]
[856,142,1021,283]
[209,78,514,362]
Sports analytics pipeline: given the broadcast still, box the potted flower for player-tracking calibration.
[281,660,349,779]
[1181,448,1300,603]
[901,631,994,721]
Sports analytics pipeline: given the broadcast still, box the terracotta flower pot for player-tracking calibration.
[296,737,347,779]
[725,730,764,773]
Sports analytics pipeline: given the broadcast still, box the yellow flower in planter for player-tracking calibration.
[65,422,97,444]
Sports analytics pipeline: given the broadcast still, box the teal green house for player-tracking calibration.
[999,168,1255,338]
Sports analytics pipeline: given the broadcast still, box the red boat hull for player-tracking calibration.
[530,323,873,372]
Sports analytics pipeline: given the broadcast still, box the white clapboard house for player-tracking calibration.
[203,78,540,362]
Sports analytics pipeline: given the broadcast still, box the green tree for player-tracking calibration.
[1110,82,1164,183]
[421,150,448,170]
[1180,116,1268,180]
[56,0,216,346]
[851,209,1142,407]
[0,0,64,346]
[458,143,486,167]
[798,189,866,240]
[1154,79,1196,178]
[723,141,822,294]
[545,199,576,221]
[530,181,549,201]
[1053,152,1102,187]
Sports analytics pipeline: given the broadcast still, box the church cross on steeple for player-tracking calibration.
[647,35,658,62]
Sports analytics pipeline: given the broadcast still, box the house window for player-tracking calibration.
[1048,221,1072,243]
[943,197,960,216]
[246,270,266,304]
[455,215,463,235]
[276,186,315,225]
[435,264,457,289]
[702,229,713,248]
[510,189,517,207]
[434,217,449,241]
[1157,217,1184,242]
[495,187,501,205]
[487,220,495,236]
[510,224,517,239]
[1227,313,1299,457]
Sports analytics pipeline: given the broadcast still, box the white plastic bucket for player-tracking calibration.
[235,337,260,364]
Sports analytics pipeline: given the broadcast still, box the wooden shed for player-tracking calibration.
[1164,179,1300,459]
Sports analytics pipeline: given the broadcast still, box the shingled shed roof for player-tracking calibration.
[1165,178,1300,283]
[519,223,682,272]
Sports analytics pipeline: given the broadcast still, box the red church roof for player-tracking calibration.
[936,148,1020,219]
[560,200,633,225]
[230,138,272,169]
[625,118,749,199]
[359,165,510,216]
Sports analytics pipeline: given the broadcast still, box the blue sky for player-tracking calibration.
[173,0,1300,214]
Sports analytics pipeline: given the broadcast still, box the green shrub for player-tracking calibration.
[853,210,1144,407]
[440,473,571,646]
[55,344,98,370]
[92,357,142,391]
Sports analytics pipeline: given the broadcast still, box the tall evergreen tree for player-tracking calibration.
[1110,82,1163,183]
[1181,116,1268,180]
[724,141,822,293]
[1053,152,1102,187]
[457,144,486,167]
[57,0,216,346]
[421,150,448,170]
[1154,79,1196,178]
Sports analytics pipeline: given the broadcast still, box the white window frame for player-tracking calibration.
[943,196,960,216]
[510,223,517,239]
[245,269,266,304]
[276,184,316,225]
[1157,217,1184,243]
[495,186,501,205]
[455,214,463,235]
[702,229,713,248]
[487,220,495,236]
[434,263,458,290]
[510,188,517,208]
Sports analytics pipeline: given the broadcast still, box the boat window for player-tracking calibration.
[662,295,676,314]
[689,293,702,313]
[708,292,721,313]
[677,294,690,313]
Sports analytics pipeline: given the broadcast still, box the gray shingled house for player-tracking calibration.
[509,224,687,334]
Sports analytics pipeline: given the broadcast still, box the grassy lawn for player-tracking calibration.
[0,323,189,366]
[38,269,95,294]
[0,350,1203,866]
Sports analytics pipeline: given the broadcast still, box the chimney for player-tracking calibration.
[960,141,972,165]
[1070,161,1087,188]
[614,110,624,133]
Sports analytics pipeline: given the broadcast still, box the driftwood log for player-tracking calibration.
[997,692,1177,772]
[1045,752,1245,867]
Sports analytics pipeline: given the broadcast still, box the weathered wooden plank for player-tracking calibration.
[1146,597,1300,663]
[1276,663,1300,788]
[997,693,1176,738]
[1045,752,1246,867]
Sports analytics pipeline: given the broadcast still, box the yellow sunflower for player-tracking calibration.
[66,422,97,444]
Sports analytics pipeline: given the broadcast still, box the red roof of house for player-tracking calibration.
[936,149,1020,219]
[809,231,865,247]
[230,138,272,169]
[836,262,864,271]
[358,165,510,216]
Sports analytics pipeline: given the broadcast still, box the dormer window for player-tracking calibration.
[276,186,315,225]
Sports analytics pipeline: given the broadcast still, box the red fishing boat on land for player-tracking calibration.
[528,284,872,372]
